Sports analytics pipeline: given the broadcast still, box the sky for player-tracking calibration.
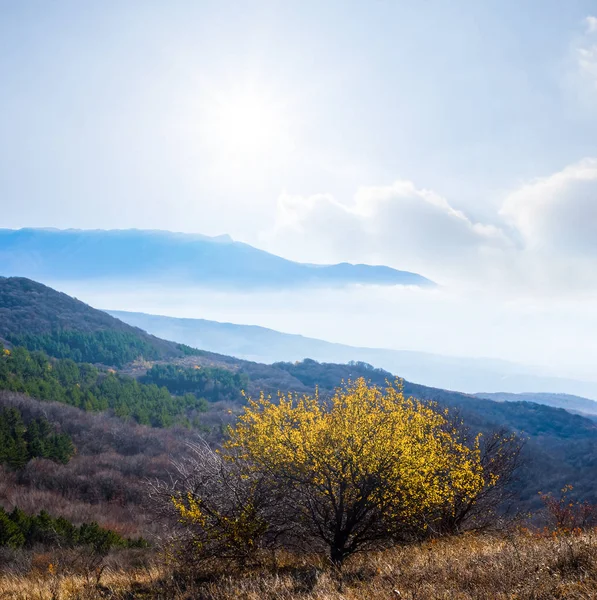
[1,1,597,376]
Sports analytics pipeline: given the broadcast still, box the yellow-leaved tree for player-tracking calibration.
[166,378,519,568]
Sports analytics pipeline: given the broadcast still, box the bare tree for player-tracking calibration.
[148,441,295,570]
[433,428,525,536]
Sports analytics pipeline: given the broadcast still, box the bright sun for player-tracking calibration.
[202,86,294,167]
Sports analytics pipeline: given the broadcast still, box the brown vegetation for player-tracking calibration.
[0,391,202,537]
[1,529,597,599]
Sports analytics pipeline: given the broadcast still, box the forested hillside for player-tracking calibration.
[141,363,248,403]
[0,277,199,366]
[0,344,209,427]
[0,390,202,537]
[3,278,597,515]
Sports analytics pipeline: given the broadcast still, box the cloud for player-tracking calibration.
[500,159,597,255]
[270,182,511,281]
[577,16,597,89]
[266,159,597,292]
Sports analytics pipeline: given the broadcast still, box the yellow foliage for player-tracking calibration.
[171,490,267,552]
[172,493,207,527]
[170,378,498,566]
[226,378,486,522]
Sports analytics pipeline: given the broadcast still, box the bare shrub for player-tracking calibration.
[540,485,597,531]
[148,441,292,572]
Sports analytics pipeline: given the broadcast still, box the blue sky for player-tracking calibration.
[1,0,597,292]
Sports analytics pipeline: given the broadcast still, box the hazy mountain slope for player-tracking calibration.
[0,277,190,364]
[0,228,433,289]
[476,392,597,416]
[4,278,597,504]
[108,310,597,399]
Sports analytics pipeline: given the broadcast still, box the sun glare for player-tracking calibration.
[203,87,294,166]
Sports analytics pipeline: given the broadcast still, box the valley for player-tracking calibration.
[1,276,597,598]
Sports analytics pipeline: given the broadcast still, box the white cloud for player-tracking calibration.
[500,158,597,255]
[577,16,597,89]
[269,181,511,282]
[265,159,597,292]
[578,45,597,85]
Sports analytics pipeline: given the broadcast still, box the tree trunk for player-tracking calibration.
[330,544,345,568]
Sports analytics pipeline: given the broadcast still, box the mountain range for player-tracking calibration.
[108,309,597,401]
[475,392,597,417]
[3,276,597,507]
[0,228,433,289]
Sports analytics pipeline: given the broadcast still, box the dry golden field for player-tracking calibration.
[1,530,597,600]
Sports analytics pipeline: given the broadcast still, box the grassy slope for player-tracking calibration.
[1,531,597,599]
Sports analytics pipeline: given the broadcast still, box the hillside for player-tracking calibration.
[3,278,597,508]
[0,390,200,537]
[109,309,597,399]
[476,391,597,416]
[0,277,197,366]
[3,278,597,600]
[270,359,597,505]
[0,228,434,289]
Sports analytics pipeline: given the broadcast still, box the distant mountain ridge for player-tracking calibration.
[108,309,597,400]
[476,392,597,416]
[0,228,434,289]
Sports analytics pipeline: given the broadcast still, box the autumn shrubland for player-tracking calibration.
[4,378,597,599]
[0,379,597,600]
[4,280,597,598]
[154,379,520,570]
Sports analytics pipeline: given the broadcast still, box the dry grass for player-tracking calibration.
[2,531,597,599]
